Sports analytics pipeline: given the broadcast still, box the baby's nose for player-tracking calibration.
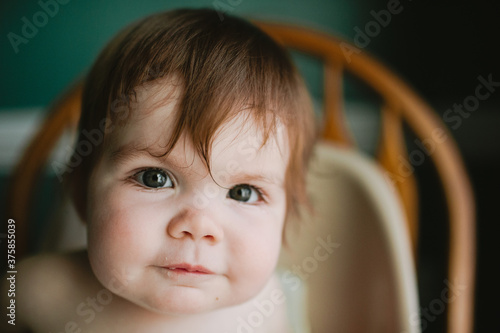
[166,209,224,243]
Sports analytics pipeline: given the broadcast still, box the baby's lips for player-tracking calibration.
[161,263,214,274]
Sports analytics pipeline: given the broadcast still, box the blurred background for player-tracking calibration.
[0,0,498,331]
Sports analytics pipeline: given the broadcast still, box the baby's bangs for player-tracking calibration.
[135,10,301,170]
[163,74,295,174]
[104,8,298,147]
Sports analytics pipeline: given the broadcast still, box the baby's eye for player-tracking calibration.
[227,184,262,203]
[134,169,173,189]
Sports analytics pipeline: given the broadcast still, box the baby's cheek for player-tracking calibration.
[227,229,281,297]
[87,199,154,288]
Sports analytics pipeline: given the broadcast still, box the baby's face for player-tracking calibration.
[86,81,289,315]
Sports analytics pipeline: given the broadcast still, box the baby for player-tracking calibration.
[3,8,316,333]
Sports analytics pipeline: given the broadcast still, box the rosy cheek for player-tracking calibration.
[228,224,281,277]
[88,203,148,289]
[88,191,139,260]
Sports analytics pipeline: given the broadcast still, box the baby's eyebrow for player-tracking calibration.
[226,173,284,187]
[108,143,169,165]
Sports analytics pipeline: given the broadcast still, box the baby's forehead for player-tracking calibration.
[107,80,290,166]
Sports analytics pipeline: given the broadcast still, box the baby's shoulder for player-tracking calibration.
[17,249,93,294]
[5,250,98,331]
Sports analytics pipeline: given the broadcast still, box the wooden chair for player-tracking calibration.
[6,21,475,333]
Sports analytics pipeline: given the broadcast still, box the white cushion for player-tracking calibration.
[278,141,420,332]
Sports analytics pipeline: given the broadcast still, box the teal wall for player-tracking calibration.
[0,0,363,110]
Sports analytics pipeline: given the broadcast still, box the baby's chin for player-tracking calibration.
[118,285,246,316]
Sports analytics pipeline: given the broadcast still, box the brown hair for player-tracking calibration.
[70,8,316,225]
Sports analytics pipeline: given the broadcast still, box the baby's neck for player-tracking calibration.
[107,293,253,332]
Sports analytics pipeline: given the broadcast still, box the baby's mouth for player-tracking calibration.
[161,263,214,275]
